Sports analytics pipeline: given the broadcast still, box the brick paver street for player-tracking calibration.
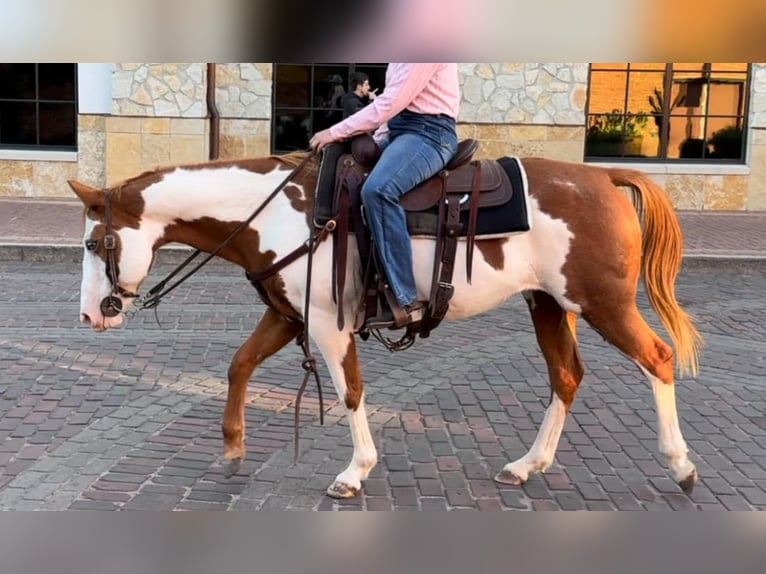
[0,258,765,510]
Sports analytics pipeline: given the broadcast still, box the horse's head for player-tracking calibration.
[68,179,153,332]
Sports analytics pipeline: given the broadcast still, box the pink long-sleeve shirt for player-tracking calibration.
[328,63,460,143]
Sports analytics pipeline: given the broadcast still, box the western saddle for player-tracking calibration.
[318,135,513,347]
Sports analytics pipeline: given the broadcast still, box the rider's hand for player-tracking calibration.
[310,129,335,152]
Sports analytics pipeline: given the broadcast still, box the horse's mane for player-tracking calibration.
[270,150,318,177]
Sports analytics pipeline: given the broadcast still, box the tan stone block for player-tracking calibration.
[473,124,514,141]
[665,175,704,210]
[32,161,79,198]
[255,64,273,80]
[747,145,766,209]
[106,132,142,185]
[476,139,544,159]
[219,135,246,159]
[244,135,271,157]
[750,128,766,145]
[708,175,747,210]
[0,182,14,197]
[141,134,171,169]
[142,118,170,134]
[170,118,207,135]
[540,140,584,162]
[132,85,152,105]
[77,127,106,187]
[170,135,206,164]
[501,63,524,72]
[555,126,587,141]
[456,123,477,139]
[221,118,270,137]
[702,175,746,210]
[216,64,241,85]
[78,114,106,131]
[0,160,34,181]
[106,116,142,133]
[571,86,587,110]
[476,64,495,79]
[509,125,551,141]
[0,160,34,196]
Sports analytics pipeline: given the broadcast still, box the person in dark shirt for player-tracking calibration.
[341,72,377,119]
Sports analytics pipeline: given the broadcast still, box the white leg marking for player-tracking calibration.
[637,364,696,485]
[307,308,377,497]
[499,394,567,484]
[333,393,377,488]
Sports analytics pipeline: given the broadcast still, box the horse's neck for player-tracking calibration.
[142,166,313,269]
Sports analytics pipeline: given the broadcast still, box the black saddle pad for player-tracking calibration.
[406,156,530,237]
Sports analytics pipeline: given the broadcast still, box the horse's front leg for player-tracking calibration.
[222,308,302,477]
[309,308,377,498]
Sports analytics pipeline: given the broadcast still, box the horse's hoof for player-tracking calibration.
[678,468,698,495]
[326,481,360,499]
[494,469,524,486]
[222,457,242,479]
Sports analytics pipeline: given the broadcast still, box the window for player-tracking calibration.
[585,63,750,162]
[0,63,77,151]
[272,63,387,153]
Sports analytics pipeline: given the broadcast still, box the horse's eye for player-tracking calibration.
[85,239,98,251]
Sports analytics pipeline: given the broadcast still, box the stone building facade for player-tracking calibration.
[1,63,765,210]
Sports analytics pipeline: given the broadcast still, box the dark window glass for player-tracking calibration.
[0,63,77,150]
[585,63,749,163]
[38,64,76,100]
[0,101,37,145]
[272,63,387,154]
[39,103,76,146]
[0,64,36,99]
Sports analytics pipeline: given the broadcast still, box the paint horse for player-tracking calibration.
[68,151,703,498]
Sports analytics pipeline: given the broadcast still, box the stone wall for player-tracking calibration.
[458,63,588,125]
[3,62,766,209]
[112,63,206,117]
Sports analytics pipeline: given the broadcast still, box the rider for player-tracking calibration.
[310,63,460,328]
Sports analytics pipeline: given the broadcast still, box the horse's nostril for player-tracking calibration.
[80,313,92,325]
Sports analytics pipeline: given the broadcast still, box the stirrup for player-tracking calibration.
[366,300,426,330]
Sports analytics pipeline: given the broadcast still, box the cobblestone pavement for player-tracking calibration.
[0,260,765,511]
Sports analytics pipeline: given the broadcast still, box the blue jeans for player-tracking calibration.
[361,110,458,306]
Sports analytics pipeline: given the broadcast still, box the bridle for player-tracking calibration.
[95,189,139,318]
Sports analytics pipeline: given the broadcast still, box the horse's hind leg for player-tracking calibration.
[585,303,697,493]
[222,308,302,477]
[496,291,584,485]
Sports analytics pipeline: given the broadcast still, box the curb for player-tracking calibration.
[2,243,766,270]
[0,243,201,265]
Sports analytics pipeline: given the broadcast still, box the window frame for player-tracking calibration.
[584,63,751,165]
[0,63,78,152]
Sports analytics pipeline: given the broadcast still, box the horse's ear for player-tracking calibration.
[67,180,105,208]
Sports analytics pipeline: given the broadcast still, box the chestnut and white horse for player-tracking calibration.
[68,151,703,498]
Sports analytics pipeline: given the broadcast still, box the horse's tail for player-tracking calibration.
[607,168,703,377]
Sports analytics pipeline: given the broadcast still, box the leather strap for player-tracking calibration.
[428,171,449,308]
[429,186,461,324]
[247,221,335,284]
[466,160,482,284]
